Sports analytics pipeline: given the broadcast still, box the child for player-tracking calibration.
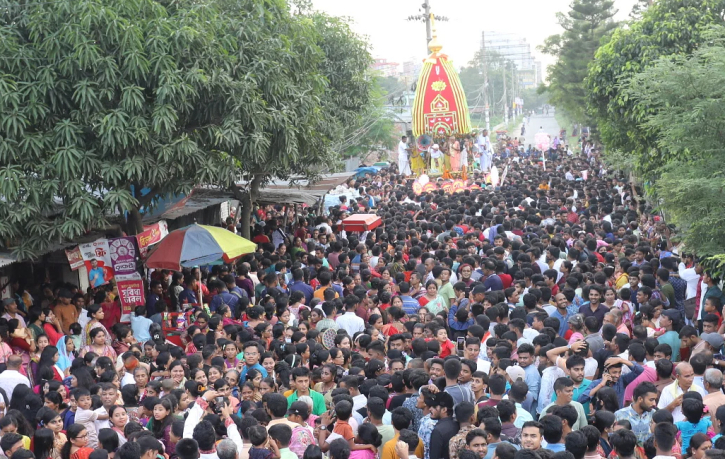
[435,327,455,358]
[394,428,421,459]
[268,424,296,459]
[248,425,276,459]
[69,323,82,353]
[73,388,108,448]
[703,297,723,328]
[675,397,713,453]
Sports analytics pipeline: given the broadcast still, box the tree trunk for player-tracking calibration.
[239,174,262,240]
[127,207,144,235]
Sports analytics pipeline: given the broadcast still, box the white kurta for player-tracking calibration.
[398,141,411,175]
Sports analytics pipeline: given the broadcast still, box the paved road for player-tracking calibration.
[516,113,561,149]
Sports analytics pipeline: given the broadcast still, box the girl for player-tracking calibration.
[259,377,277,398]
[36,345,63,382]
[60,423,94,459]
[44,392,65,412]
[34,427,56,459]
[121,384,140,424]
[28,307,47,341]
[192,368,208,387]
[208,365,223,384]
[223,341,240,369]
[111,326,136,358]
[38,409,66,459]
[81,305,110,347]
[80,328,116,360]
[108,405,128,445]
[349,423,383,459]
[148,397,176,456]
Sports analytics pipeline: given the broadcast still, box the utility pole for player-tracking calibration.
[407,2,448,54]
[481,31,490,132]
[503,61,508,125]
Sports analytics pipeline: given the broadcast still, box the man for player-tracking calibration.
[398,136,412,176]
[508,381,534,428]
[657,310,682,362]
[1,299,25,328]
[680,326,706,360]
[267,395,301,432]
[520,421,543,450]
[286,367,326,415]
[442,359,475,405]
[145,281,164,318]
[381,407,424,459]
[609,429,638,459]
[703,368,725,426]
[448,402,477,459]
[539,414,565,452]
[517,344,540,406]
[547,345,592,414]
[137,437,164,459]
[541,378,588,431]
[0,434,23,459]
[551,293,571,337]
[88,259,106,288]
[657,362,706,422]
[94,383,117,431]
[438,268,456,309]
[463,337,491,375]
[651,423,678,459]
[335,295,365,336]
[0,356,29,402]
[131,306,153,343]
[288,268,314,304]
[537,345,566,415]
[398,282,420,316]
[428,392,458,459]
[176,439,200,459]
[465,429,490,458]
[579,356,643,408]
[614,381,657,444]
[53,289,78,335]
[577,285,608,323]
[482,416,519,459]
[477,130,493,171]
[239,342,267,381]
[497,400,520,440]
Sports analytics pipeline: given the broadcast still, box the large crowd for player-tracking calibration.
[0,129,719,459]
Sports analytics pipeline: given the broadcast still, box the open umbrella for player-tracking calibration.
[145,224,257,271]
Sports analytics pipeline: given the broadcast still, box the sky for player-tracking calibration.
[310,0,639,74]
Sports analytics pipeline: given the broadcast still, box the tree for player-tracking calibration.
[0,0,375,254]
[622,27,725,255]
[586,0,725,173]
[539,0,617,123]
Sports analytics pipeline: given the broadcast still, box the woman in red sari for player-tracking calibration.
[60,424,94,459]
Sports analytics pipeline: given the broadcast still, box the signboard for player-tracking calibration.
[65,247,84,270]
[116,272,146,317]
[79,239,114,288]
[109,237,138,276]
[137,220,169,257]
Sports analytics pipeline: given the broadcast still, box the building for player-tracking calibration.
[481,32,542,88]
[372,58,401,77]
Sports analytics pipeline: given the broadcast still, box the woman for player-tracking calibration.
[259,377,277,398]
[240,381,259,405]
[34,427,57,459]
[81,304,110,347]
[169,360,187,389]
[381,306,405,337]
[147,397,175,456]
[593,410,616,458]
[42,309,64,346]
[133,366,150,401]
[60,423,94,459]
[367,314,384,337]
[192,368,208,387]
[108,405,128,445]
[0,412,32,449]
[350,423,383,459]
[36,345,63,382]
[567,314,586,344]
[80,328,116,361]
[0,325,14,364]
[39,409,66,459]
[27,307,47,341]
[111,326,136,358]
[685,433,710,459]
[57,336,75,375]
[418,281,445,315]
[314,364,337,397]
[223,341,240,369]
[121,385,140,424]
[7,319,36,378]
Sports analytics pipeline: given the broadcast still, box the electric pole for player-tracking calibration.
[407,2,448,54]
[503,61,508,125]
[481,31,490,132]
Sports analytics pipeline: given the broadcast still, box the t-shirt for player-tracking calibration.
[333,419,354,441]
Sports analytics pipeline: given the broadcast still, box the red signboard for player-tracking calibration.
[116,273,146,315]
[137,221,169,257]
[65,247,84,270]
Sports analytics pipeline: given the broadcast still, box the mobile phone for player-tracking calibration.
[457,336,465,351]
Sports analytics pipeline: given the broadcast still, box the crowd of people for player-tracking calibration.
[0,125,719,459]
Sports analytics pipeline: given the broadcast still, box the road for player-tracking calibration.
[516,112,561,149]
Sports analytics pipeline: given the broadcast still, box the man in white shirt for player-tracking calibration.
[0,356,29,403]
[430,144,443,173]
[398,136,412,176]
[477,130,493,171]
[657,362,706,422]
[1,299,25,328]
[335,296,365,336]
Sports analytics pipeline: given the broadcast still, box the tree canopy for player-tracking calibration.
[623,26,725,256]
[586,0,725,173]
[539,0,617,123]
[0,0,374,256]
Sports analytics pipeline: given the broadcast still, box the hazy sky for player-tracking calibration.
[311,0,638,73]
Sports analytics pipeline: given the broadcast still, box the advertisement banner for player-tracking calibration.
[65,247,85,270]
[79,239,114,288]
[116,273,146,317]
[109,237,138,276]
[137,220,169,257]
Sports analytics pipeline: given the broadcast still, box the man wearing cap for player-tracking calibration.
[657,362,706,422]
[428,391,459,459]
[657,309,682,362]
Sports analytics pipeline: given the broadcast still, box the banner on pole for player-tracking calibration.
[116,273,145,317]
[65,247,84,270]
[137,220,169,257]
[109,237,139,276]
[79,239,114,288]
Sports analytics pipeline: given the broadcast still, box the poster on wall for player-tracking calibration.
[109,237,139,276]
[116,272,145,319]
[137,220,169,257]
[79,239,114,288]
[65,247,85,270]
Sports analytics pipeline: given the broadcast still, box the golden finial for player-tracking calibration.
[428,13,443,54]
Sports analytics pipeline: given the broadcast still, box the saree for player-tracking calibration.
[71,447,94,459]
[82,320,111,346]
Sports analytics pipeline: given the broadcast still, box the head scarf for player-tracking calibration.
[56,335,73,372]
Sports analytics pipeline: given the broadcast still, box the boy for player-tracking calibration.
[268,424,296,459]
[394,429,422,459]
[435,327,455,358]
[73,388,108,448]
[248,425,277,459]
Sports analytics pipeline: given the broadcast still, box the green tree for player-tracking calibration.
[586,0,725,173]
[0,0,374,253]
[622,27,725,255]
[540,0,617,123]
